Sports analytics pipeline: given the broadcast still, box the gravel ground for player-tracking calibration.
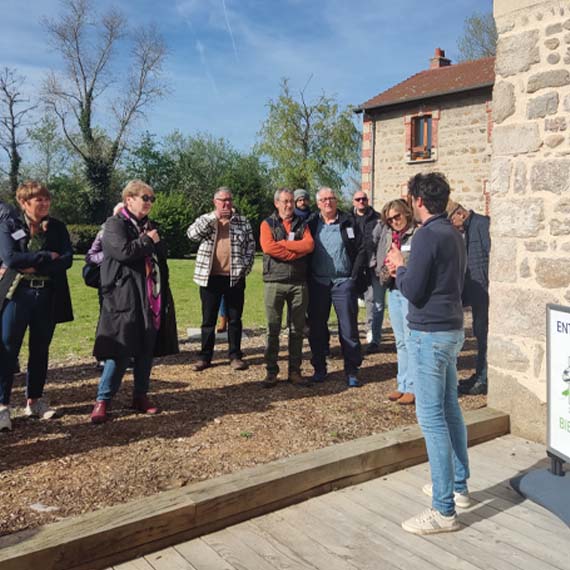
[0,323,485,537]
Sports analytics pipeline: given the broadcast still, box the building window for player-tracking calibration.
[411,115,432,160]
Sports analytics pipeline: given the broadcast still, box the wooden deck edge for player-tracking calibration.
[0,407,509,570]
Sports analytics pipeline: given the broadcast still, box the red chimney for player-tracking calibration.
[430,48,451,69]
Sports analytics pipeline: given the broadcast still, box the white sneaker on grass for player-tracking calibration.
[401,507,460,535]
[24,398,57,420]
[422,483,472,508]
[0,406,12,431]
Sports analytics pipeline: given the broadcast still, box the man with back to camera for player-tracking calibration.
[387,172,470,534]
[448,202,490,396]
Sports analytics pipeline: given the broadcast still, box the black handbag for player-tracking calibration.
[82,262,101,289]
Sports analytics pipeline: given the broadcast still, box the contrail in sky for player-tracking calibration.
[196,39,220,98]
[221,0,239,63]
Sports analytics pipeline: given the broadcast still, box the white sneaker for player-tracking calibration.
[422,483,472,508]
[24,398,57,420]
[365,330,373,344]
[0,406,12,431]
[402,507,460,535]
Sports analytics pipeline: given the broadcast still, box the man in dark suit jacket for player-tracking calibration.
[449,204,490,395]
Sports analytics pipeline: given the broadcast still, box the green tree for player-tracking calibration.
[42,0,167,222]
[27,112,71,184]
[256,78,360,191]
[457,12,497,61]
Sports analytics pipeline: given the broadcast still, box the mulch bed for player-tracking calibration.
[0,324,485,537]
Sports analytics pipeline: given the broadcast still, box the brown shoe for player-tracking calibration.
[398,392,415,405]
[91,400,109,424]
[261,373,278,388]
[288,370,306,386]
[388,390,404,402]
[230,358,248,371]
[132,395,159,414]
[192,360,211,372]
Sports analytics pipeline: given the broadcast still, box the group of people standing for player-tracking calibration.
[0,171,490,536]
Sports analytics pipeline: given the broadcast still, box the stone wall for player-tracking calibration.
[490,0,570,441]
[366,92,492,213]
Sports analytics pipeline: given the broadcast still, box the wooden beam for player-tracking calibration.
[0,408,509,570]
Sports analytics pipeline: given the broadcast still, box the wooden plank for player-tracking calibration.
[174,539,237,570]
[267,503,401,570]
[330,489,491,570]
[376,472,565,570]
[113,559,155,570]
[0,408,509,570]
[301,494,445,570]
[250,511,358,570]
[144,547,197,570]
[201,528,288,570]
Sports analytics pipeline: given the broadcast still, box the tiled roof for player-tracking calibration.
[358,57,495,112]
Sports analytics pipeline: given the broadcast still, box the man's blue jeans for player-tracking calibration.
[408,329,469,515]
[364,278,386,345]
[387,289,413,394]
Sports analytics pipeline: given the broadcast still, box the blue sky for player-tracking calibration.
[0,0,493,155]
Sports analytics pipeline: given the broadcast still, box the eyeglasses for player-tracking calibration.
[140,194,156,203]
[386,213,402,225]
[354,197,368,203]
[319,197,337,203]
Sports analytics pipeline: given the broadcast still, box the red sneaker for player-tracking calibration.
[132,395,159,414]
[91,400,108,424]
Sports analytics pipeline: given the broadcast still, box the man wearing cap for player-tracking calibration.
[294,189,312,221]
[448,202,490,396]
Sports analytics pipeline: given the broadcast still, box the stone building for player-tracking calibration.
[490,0,570,441]
[356,49,495,213]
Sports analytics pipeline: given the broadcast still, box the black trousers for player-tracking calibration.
[199,275,245,362]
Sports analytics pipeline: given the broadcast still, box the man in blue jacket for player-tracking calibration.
[387,172,470,535]
[449,203,490,396]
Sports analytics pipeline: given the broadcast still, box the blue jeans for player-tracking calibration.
[308,278,362,375]
[0,285,56,404]
[96,330,156,401]
[364,277,386,345]
[408,329,469,516]
[387,289,412,393]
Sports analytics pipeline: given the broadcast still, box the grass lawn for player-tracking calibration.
[42,255,267,361]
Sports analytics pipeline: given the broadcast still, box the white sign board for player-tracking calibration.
[547,304,570,463]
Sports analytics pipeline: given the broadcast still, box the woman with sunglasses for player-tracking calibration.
[372,199,416,405]
[90,180,178,423]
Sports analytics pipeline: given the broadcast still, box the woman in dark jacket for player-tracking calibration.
[90,180,178,424]
[0,180,73,431]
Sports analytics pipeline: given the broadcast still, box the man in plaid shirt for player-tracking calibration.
[187,187,255,371]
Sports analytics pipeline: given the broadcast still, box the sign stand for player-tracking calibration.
[546,303,570,476]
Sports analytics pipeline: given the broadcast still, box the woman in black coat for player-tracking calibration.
[0,181,73,431]
[90,180,178,424]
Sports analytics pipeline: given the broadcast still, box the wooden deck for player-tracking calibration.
[115,435,568,570]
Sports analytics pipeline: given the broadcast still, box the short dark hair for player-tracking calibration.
[407,172,450,215]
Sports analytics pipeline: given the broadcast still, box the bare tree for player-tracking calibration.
[0,68,36,193]
[457,12,497,62]
[43,0,167,221]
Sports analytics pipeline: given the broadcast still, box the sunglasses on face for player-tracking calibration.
[140,194,156,203]
[386,213,402,225]
[319,197,337,203]
[354,197,368,203]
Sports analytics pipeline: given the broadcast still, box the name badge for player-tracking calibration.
[346,227,355,239]
[288,232,295,241]
[11,229,26,241]
[401,244,411,252]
